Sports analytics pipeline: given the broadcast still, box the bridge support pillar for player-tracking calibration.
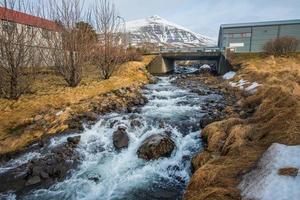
[217,54,231,74]
[147,55,175,75]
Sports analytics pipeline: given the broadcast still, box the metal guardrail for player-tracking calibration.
[158,46,221,53]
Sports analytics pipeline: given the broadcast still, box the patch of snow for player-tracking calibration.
[56,110,64,116]
[245,82,261,92]
[229,79,261,92]
[229,79,249,89]
[223,71,236,80]
[239,143,300,200]
[200,64,211,69]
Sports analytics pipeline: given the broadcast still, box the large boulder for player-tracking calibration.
[113,126,129,150]
[137,134,175,160]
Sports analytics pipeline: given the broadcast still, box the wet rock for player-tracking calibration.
[40,171,50,179]
[109,120,119,128]
[38,136,50,147]
[158,119,165,129]
[190,89,207,96]
[164,129,172,137]
[67,136,81,145]
[113,127,129,150]
[68,117,84,131]
[182,155,190,162]
[126,107,134,113]
[83,112,98,121]
[133,107,142,113]
[0,140,82,193]
[25,176,41,186]
[88,176,101,183]
[137,134,175,160]
[200,114,220,129]
[130,119,142,128]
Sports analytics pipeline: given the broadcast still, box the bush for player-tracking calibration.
[263,36,299,56]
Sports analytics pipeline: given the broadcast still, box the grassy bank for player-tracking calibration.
[184,53,300,200]
[0,56,155,155]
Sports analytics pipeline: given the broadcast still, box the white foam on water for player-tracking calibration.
[0,152,41,174]
[18,76,203,200]
[0,191,16,200]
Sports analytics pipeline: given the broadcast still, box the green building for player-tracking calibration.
[218,19,300,52]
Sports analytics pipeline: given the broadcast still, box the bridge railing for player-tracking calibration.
[158,46,221,53]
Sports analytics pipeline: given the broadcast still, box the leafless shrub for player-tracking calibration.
[263,36,299,56]
[92,0,127,80]
[0,0,41,99]
[44,0,96,87]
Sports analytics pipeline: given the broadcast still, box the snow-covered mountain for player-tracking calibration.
[126,15,216,48]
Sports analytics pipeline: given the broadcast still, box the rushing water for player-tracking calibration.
[1,70,221,200]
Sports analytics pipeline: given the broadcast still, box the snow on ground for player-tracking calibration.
[229,79,248,89]
[200,64,211,69]
[245,82,261,92]
[229,79,261,93]
[223,71,236,80]
[239,143,300,200]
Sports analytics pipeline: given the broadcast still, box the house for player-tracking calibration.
[0,7,61,65]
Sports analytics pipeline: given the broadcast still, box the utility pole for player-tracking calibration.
[117,16,129,48]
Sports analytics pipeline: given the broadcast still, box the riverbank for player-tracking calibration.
[0,56,155,156]
[0,73,222,199]
[184,54,300,200]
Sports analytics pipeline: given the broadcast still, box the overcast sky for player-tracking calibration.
[87,0,300,39]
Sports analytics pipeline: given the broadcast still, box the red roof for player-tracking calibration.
[0,7,59,31]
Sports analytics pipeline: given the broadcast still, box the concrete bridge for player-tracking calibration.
[147,51,230,75]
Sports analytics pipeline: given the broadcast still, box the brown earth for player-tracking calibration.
[184,53,300,200]
[0,56,155,155]
[278,167,299,177]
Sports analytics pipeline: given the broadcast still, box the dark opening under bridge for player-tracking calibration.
[147,51,230,75]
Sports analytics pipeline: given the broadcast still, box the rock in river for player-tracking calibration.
[137,134,175,160]
[113,126,129,150]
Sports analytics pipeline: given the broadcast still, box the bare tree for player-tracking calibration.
[44,0,95,87]
[92,0,127,80]
[0,0,42,99]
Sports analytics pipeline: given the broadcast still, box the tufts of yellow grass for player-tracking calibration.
[184,53,300,200]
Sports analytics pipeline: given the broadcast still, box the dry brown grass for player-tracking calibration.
[0,56,155,154]
[184,53,300,200]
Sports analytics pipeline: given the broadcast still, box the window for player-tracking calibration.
[42,29,49,39]
[27,25,33,35]
[2,21,16,33]
[224,32,251,38]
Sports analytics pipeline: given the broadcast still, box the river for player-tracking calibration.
[0,67,224,200]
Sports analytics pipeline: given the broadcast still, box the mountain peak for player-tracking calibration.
[149,15,163,21]
[126,16,216,47]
